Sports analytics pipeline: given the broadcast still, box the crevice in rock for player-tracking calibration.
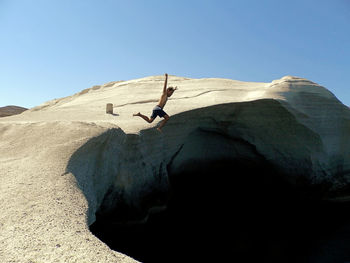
[85,125,350,262]
[89,154,350,263]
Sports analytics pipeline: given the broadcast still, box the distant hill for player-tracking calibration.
[0,105,27,117]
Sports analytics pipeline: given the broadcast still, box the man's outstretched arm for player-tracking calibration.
[163,73,168,93]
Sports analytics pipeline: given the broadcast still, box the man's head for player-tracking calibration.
[166,86,177,97]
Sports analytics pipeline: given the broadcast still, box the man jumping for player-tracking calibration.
[133,73,177,132]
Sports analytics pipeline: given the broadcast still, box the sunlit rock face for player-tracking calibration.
[1,75,350,262]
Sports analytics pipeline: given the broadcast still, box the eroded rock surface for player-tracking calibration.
[1,75,350,262]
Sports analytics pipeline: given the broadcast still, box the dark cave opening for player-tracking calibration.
[90,159,350,263]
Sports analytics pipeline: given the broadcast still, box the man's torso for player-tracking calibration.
[157,93,168,108]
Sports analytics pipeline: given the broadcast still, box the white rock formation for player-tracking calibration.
[0,75,349,262]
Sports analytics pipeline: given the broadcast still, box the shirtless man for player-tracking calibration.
[133,73,177,132]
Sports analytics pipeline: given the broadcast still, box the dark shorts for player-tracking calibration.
[151,105,167,119]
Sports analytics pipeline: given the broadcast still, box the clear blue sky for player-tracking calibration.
[1,0,349,108]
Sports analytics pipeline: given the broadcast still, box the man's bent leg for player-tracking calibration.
[133,112,154,123]
[157,115,170,131]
